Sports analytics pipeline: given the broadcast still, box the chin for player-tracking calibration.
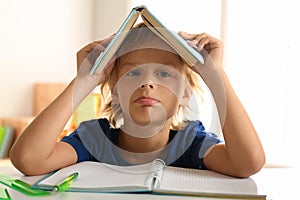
[131,116,167,127]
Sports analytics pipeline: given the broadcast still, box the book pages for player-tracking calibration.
[33,161,266,198]
[155,166,263,198]
[38,161,155,190]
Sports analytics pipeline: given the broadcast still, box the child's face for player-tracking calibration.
[112,49,190,132]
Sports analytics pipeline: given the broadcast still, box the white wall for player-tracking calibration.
[93,0,130,39]
[0,0,128,117]
[223,0,300,166]
[130,0,222,37]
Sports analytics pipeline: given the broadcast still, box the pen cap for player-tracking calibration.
[55,172,78,192]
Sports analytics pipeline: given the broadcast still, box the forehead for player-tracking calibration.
[119,49,182,66]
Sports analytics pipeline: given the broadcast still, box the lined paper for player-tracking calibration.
[39,161,153,189]
[158,167,259,195]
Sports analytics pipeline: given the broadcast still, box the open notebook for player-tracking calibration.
[32,159,266,199]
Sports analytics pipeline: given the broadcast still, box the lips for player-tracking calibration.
[134,96,159,106]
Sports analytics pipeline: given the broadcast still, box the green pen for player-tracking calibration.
[54,172,78,192]
[0,188,11,200]
[11,179,51,196]
[0,174,51,196]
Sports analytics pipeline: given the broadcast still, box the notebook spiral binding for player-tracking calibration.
[144,159,165,188]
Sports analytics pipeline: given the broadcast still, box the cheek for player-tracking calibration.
[112,75,141,110]
[162,80,187,104]
[159,87,181,115]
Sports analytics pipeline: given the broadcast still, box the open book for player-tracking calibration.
[32,159,266,199]
[89,5,204,75]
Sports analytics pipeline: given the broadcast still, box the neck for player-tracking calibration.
[119,120,172,153]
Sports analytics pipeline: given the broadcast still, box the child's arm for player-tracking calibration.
[179,32,266,178]
[10,38,114,176]
[10,79,79,176]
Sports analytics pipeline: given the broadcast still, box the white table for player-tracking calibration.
[1,159,299,200]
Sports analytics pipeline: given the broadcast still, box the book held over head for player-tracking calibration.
[89,5,205,76]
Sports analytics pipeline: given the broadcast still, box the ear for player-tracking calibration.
[180,86,192,106]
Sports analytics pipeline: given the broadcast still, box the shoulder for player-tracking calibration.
[184,120,222,146]
[60,118,118,163]
[180,120,220,139]
[79,118,110,127]
[76,118,111,132]
[168,120,222,169]
[62,118,114,141]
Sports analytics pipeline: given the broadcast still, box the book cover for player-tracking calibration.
[89,5,204,75]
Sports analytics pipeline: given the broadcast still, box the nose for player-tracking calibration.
[140,83,154,89]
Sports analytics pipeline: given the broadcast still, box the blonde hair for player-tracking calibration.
[99,23,204,130]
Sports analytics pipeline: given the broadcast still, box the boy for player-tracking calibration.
[10,24,265,178]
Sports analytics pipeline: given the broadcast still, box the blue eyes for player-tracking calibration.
[126,70,171,78]
[157,71,171,77]
[126,70,141,76]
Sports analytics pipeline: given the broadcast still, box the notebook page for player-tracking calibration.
[156,166,261,196]
[38,161,154,189]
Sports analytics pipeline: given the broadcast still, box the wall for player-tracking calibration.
[223,0,300,166]
[0,0,128,117]
[93,0,130,39]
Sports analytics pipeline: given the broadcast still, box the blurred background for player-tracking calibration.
[0,0,299,167]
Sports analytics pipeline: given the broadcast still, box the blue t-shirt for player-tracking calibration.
[61,118,222,169]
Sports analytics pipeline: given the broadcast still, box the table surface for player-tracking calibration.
[1,159,299,200]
